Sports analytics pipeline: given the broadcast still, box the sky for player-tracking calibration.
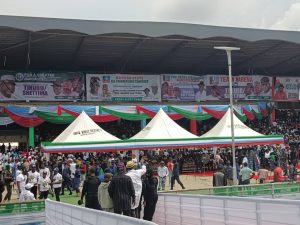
[1,0,300,31]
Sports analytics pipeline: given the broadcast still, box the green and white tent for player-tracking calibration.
[52,111,119,143]
[42,109,283,153]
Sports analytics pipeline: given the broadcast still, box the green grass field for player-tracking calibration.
[49,193,83,206]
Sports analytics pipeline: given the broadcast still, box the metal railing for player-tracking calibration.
[45,199,157,225]
[164,182,300,198]
[154,193,300,225]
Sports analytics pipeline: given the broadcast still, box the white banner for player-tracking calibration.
[86,74,161,102]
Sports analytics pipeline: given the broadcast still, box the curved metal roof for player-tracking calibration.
[0,15,300,76]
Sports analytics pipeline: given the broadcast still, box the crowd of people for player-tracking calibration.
[0,109,298,220]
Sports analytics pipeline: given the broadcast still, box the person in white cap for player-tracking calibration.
[0,75,17,100]
[19,183,35,202]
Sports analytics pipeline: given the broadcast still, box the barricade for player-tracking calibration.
[45,199,158,225]
[166,182,300,198]
[153,193,300,225]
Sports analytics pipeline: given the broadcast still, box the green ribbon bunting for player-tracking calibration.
[100,107,149,121]
[252,110,263,120]
[168,106,212,121]
[234,111,247,122]
[34,111,75,124]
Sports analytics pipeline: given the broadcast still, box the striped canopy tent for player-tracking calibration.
[52,111,119,143]
[199,108,283,146]
[42,108,283,153]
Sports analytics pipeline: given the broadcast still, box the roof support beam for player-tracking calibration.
[72,36,86,68]
[118,38,149,72]
[234,41,284,72]
[155,41,187,72]
[265,53,300,72]
[25,32,32,69]
[0,34,58,53]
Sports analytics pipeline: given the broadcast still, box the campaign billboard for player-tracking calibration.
[0,71,84,101]
[273,77,300,101]
[205,75,273,100]
[86,74,161,102]
[161,74,206,101]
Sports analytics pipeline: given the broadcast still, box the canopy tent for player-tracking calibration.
[52,111,119,143]
[130,108,198,139]
[201,108,263,138]
[42,109,283,153]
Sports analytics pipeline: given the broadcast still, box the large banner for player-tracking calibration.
[86,74,161,102]
[0,71,84,101]
[161,74,206,101]
[273,77,300,101]
[205,75,273,100]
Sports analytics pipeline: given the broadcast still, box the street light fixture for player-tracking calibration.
[214,46,240,185]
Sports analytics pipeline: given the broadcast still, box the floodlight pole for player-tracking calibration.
[214,46,240,185]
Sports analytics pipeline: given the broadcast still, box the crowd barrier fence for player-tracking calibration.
[165,182,300,198]
[153,193,300,225]
[45,199,158,225]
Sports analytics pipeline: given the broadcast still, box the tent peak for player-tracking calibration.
[201,107,263,138]
[53,110,119,143]
[131,106,197,140]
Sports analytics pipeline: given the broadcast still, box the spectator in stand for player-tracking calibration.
[257,165,269,184]
[273,163,284,182]
[239,163,255,185]
[213,166,225,187]
[288,161,297,182]
[223,161,233,186]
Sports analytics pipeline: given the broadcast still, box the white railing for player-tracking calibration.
[153,193,300,225]
[45,199,157,225]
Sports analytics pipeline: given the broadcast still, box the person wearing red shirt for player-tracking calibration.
[167,158,174,187]
[273,163,284,182]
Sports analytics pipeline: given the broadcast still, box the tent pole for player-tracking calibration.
[190,120,197,135]
[28,127,35,148]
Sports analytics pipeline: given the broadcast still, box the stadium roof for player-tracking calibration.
[1,15,300,76]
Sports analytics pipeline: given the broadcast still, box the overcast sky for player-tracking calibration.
[1,0,300,31]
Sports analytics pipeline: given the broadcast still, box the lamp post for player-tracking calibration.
[214,46,240,185]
